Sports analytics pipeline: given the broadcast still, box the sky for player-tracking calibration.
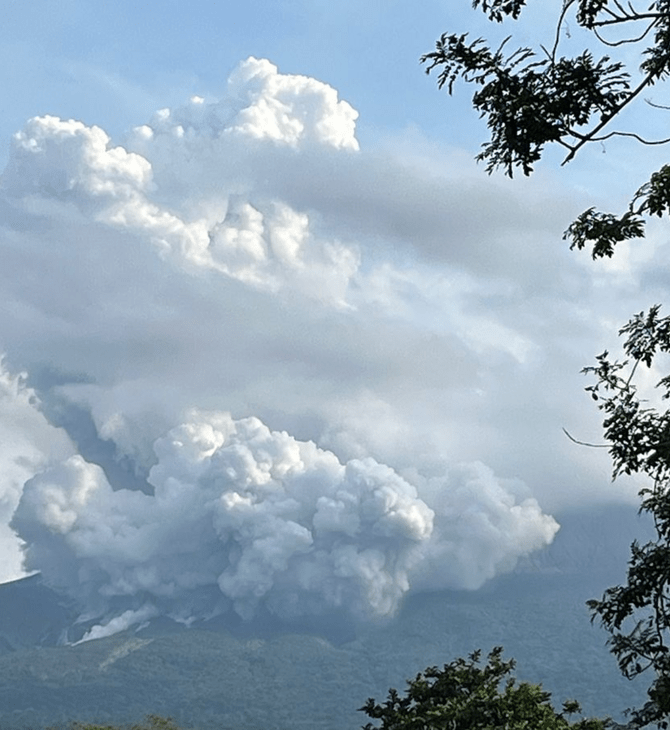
[1,1,667,639]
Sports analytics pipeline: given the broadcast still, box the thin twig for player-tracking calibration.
[594,20,656,46]
[646,98,670,110]
[590,130,670,144]
[626,358,641,389]
[591,13,663,28]
[563,428,610,447]
[551,0,576,63]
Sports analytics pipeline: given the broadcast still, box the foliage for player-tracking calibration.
[64,716,183,730]
[421,0,670,258]
[423,1,670,728]
[360,647,608,730]
[583,308,670,728]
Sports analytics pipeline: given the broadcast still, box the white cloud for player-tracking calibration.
[2,61,362,307]
[0,56,654,635]
[0,361,73,581]
[13,410,556,636]
[224,57,359,151]
[5,115,151,206]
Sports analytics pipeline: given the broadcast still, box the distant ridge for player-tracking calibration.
[0,573,75,652]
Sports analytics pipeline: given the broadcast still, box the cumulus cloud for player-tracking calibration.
[12,410,557,637]
[224,57,359,150]
[0,361,73,582]
[2,58,361,308]
[5,115,152,205]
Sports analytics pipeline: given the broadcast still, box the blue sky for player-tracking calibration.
[0,2,497,159]
[0,1,666,634]
[1,1,654,189]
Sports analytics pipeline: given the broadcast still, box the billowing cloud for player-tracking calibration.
[0,362,73,582]
[13,410,556,638]
[0,55,647,638]
[2,59,361,309]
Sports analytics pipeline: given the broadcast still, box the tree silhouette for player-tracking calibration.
[423,3,670,727]
[360,647,607,730]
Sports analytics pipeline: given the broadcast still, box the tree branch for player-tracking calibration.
[593,20,657,47]
[562,70,657,164]
[591,13,663,28]
[589,130,670,145]
[645,98,670,110]
[562,428,609,447]
[551,0,576,63]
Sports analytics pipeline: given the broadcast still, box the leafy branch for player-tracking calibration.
[581,307,670,726]
[423,1,670,258]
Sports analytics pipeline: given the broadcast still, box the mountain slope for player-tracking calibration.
[0,504,650,730]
